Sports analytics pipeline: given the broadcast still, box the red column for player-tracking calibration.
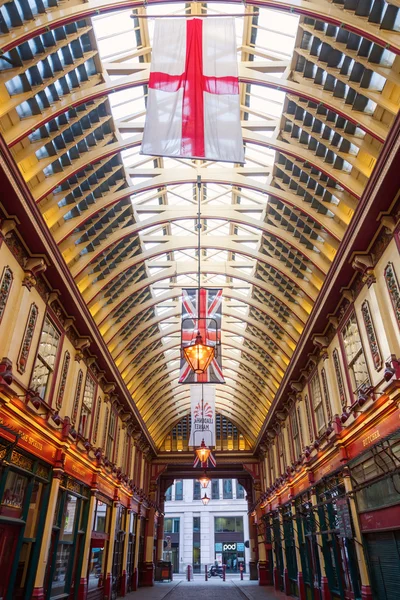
[258,561,269,586]
[297,572,306,600]
[361,585,374,600]
[321,575,332,600]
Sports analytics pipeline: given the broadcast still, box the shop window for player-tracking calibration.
[0,471,28,518]
[215,517,243,533]
[164,518,180,533]
[236,482,245,499]
[78,373,96,439]
[291,409,302,459]
[341,314,370,397]
[165,486,172,501]
[223,479,233,499]
[309,372,326,435]
[106,411,116,460]
[193,517,200,532]
[175,480,183,500]
[211,479,219,499]
[93,498,110,533]
[30,315,60,400]
[193,480,201,500]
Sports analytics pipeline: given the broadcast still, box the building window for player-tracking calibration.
[30,315,60,399]
[78,373,96,439]
[223,479,233,499]
[175,480,183,501]
[215,517,243,533]
[341,314,370,396]
[236,482,245,499]
[193,517,200,532]
[165,486,172,501]
[193,480,201,500]
[278,432,286,473]
[309,372,326,435]
[106,411,116,460]
[211,479,219,500]
[164,518,180,533]
[291,410,301,459]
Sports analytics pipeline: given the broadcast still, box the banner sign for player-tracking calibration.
[189,385,216,447]
[179,288,224,384]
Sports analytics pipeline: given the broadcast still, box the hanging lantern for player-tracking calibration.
[201,493,210,506]
[183,330,215,374]
[195,439,211,464]
[198,472,210,489]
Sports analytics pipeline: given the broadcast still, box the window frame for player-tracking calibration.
[78,371,97,440]
[339,310,371,401]
[29,313,62,402]
[309,370,326,436]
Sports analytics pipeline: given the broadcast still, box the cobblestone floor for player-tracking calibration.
[127,579,286,600]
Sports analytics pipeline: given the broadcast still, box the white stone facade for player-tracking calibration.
[164,479,250,574]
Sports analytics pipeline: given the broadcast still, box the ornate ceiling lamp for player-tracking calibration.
[201,493,210,506]
[195,438,211,464]
[198,471,210,489]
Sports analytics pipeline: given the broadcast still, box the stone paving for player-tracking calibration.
[126,579,286,600]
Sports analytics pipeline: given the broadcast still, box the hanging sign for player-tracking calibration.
[179,288,224,384]
[189,385,216,447]
[336,498,353,538]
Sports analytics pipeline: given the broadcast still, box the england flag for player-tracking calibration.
[141,17,244,163]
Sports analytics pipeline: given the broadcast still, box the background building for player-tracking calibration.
[163,479,249,574]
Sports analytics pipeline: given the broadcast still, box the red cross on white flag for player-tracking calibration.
[141,18,245,163]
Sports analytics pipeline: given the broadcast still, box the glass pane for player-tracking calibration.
[352,353,370,389]
[342,316,362,364]
[175,480,183,500]
[93,500,108,533]
[88,545,105,590]
[164,518,172,533]
[193,517,200,532]
[211,479,219,499]
[50,544,72,596]
[223,479,233,499]
[0,471,28,518]
[193,481,201,500]
[236,482,245,499]
[25,481,44,538]
[60,495,78,542]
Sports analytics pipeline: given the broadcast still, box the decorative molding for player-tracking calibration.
[71,369,83,425]
[384,262,400,331]
[333,348,347,408]
[0,266,13,325]
[17,303,38,374]
[56,351,71,410]
[93,398,101,444]
[102,406,109,451]
[320,368,333,423]
[361,300,383,371]
[304,394,314,444]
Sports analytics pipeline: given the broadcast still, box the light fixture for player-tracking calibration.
[183,331,215,374]
[201,493,210,506]
[198,471,210,488]
[195,439,211,464]
[181,176,217,374]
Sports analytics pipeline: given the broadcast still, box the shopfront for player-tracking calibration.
[87,494,113,600]
[44,475,90,599]
[126,510,137,592]
[214,516,245,572]
[111,503,127,599]
[0,429,52,600]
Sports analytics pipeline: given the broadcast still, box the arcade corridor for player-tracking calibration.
[1,0,400,599]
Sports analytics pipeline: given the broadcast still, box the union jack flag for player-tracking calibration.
[193,451,217,469]
[179,288,224,384]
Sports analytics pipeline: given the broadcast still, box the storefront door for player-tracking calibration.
[0,523,20,598]
[222,550,238,572]
[365,531,400,600]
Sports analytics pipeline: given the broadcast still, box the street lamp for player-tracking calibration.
[195,439,211,464]
[201,493,210,506]
[198,471,210,489]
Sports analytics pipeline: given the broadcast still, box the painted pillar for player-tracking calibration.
[278,509,290,596]
[256,502,268,586]
[104,498,119,599]
[248,509,258,580]
[141,506,156,586]
[120,506,131,597]
[310,488,331,600]
[343,469,373,600]
[132,503,143,590]
[77,489,97,600]
[291,502,306,600]
[32,468,62,599]
[156,511,165,562]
